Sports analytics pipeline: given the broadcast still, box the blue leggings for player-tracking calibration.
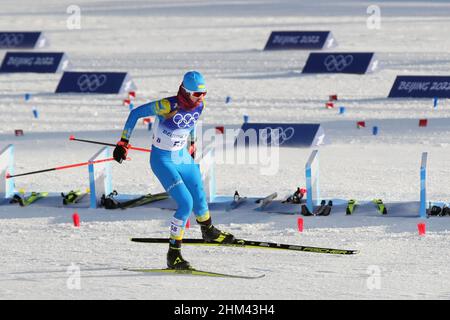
[150,146,209,240]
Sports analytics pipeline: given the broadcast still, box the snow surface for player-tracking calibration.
[1,0,450,300]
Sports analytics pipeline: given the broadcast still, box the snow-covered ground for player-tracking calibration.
[1,0,450,300]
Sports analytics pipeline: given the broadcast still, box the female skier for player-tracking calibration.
[113,71,235,270]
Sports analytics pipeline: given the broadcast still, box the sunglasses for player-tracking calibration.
[191,91,207,97]
[183,86,207,97]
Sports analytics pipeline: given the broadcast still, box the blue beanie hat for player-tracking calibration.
[182,71,207,93]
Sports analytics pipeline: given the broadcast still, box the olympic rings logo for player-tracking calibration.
[324,54,354,72]
[172,112,200,129]
[260,127,295,146]
[77,74,107,92]
[0,33,25,47]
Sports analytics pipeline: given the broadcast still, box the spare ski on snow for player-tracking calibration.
[255,192,277,210]
[372,199,387,215]
[101,191,169,209]
[100,190,119,209]
[429,204,450,217]
[313,200,327,215]
[427,204,441,217]
[346,199,357,215]
[10,192,48,207]
[442,205,450,216]
[120,192,169,209]
[301,204,313,216]
[316,200,332,216]
[124,267,264,279]
[61,189,89,205]
[131,238,359,255]
[226,190,247,211]
[282,187,306,204]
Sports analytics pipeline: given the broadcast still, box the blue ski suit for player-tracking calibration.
[120,96,210,241]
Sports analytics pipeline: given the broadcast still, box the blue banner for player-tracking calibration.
[0,52,68,73]
[388,76,450,98]
[302,52,378,74]
[234,123,325,148]
[55,72,136,94]
[0,32,48,49]
[264,31,337,50]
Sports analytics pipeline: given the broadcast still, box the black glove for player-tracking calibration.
[113,138,129,163]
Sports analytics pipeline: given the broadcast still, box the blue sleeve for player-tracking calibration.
[189,126,196,142]
[120,102,155,140]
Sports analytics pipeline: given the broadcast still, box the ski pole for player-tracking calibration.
[5,157,130,179]
[69,135,151,153]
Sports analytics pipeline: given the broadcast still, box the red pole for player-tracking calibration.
[6,157,128,179]
[69,136,151,153]
[73,212,80,227]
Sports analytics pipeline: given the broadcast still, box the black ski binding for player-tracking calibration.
[283,187,306,204]
[100,190,120,209]
[301,204,313,216]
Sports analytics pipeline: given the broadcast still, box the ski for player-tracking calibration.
[313,200,326,215]
[301,204,314,216]
[131,238,359,255]
[124,267,264,279]
[120,192,169,209]
[427,204,450,217]
[256,192,277,210]
[427,205,442,216]
[318,200,332,216]
[61,189,89,205]
[101,191,169,209]
[346,199,357,215]
[372,199,387,215]
[225,191,247,211]
[10,192,48,207]
[282,187,306,204]
[301,200,332,216]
